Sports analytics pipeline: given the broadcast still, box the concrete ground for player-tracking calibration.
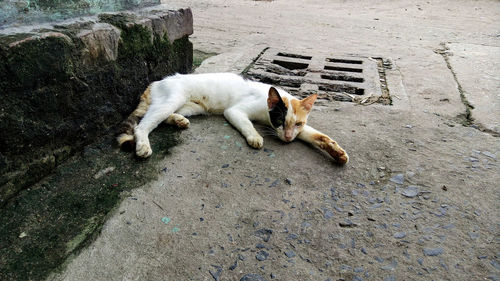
[50,1,499,280]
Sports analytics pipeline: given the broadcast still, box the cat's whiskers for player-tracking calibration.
[255,124,278,137]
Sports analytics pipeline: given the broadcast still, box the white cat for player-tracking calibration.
[117,73,348,164]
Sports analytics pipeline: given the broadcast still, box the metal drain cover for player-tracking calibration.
[244,48,390,104]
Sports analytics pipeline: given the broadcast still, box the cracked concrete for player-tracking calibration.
[445,43,500,135]
[42,0,499,280]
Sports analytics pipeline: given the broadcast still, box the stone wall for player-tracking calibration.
[0,7,193,204]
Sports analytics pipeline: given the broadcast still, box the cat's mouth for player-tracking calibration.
[278,135,294,143]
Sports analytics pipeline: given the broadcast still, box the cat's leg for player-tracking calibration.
[224,108,263,149]
[164,102,207,128]
[297,125,349,164]
[165,113,190,129]
[135,98,186,158]
[117,85,152,150]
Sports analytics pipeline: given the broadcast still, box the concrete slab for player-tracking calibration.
[446,43,500,134]
[194,43,268,74]
[49,106,500,281]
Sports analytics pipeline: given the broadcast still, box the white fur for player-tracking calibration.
[134,73,296,157]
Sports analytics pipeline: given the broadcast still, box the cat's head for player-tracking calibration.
[267,87,317,142]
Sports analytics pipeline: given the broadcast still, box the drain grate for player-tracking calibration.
[244,48,391,104]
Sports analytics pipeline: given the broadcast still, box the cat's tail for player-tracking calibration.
[116,85,152,150]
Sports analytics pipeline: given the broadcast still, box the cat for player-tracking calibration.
[117,73,349,164]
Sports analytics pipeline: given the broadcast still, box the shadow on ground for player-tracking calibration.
[0,125,180,281]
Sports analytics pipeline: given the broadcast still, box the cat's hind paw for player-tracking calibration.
[136,140,153,158]
[117,133,135,151]
[166,114,190,129]
[246,135,264,149]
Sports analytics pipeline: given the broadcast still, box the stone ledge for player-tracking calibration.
[77,23,121,63]
[137,8,194,43]
[0,6,193,204]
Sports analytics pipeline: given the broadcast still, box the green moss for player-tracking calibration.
[0,126,180,281]
[117,23,153,60]
[193,49,217,69]
[65,216,101,254]
[172,36,193,74]
[5,34,74,89]
[115,23,193,78]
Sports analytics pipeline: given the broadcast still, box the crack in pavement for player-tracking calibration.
[435,43,499,137]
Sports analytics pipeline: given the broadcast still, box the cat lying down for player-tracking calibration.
[117,73,348,164]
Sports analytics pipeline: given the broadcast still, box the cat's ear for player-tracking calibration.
[267,87,282,109]
[301,93,318,111]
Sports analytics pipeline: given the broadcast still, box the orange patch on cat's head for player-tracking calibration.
[281,96,289,108]
[290,94,317,122]
[301,94,317,111]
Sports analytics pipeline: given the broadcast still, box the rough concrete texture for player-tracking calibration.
[446,43,500,134]
[26,0,500,280]
[0,7,193,204]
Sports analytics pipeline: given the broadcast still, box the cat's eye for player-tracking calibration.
[295,122,304,127]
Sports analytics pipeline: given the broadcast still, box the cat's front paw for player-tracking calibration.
[336,150,349,165]
[246,135,264,149]
[136,140,152,158]
[327,141,349,165]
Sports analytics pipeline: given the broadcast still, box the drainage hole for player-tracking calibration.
[258,76,302,88]
[265,66,307,76]
[277,52,313,60]
[324,65,363,73]
[326,58,363,64]
[319,85,365,95]
[321,74,364,83]
[272,60,309,70]
[281,83,301,88]
[354,88,365,95]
